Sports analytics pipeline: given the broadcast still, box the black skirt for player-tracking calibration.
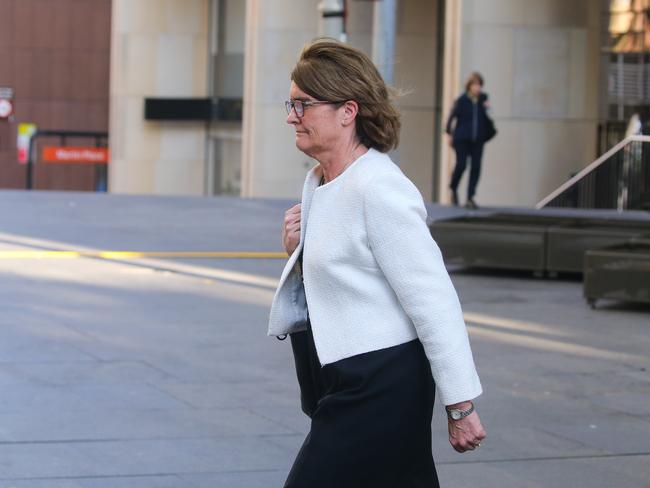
[285,321,440,488]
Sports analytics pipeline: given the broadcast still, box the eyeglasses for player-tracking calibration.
[285,99,339,117]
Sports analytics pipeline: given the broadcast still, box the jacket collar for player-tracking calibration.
[299,164,323,247]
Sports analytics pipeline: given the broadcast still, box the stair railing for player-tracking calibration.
[536,135,650,210]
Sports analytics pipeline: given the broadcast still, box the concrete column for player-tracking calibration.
[241,0,320,198]
[452,0,600,207]
[318,0,346,41]
[439,0,463,204]
[372,0,398,85]
[109,0,209,195]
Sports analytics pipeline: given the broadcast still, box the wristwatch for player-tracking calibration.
[446,402,475,421]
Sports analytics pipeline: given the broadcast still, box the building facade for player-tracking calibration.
[0,0,111,191]
[110,0,606,207]
[0,1,616,207]
[445,0,602,206]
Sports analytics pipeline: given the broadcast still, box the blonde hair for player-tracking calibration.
[291,39,401,152]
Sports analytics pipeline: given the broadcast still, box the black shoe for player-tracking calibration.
[465,198,479,210]
[451,190,459,206]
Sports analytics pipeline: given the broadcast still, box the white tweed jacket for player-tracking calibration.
[268,149,482,405]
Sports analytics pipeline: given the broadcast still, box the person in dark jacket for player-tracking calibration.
[446,72,493,209]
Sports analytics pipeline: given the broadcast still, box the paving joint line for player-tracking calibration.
[0,432,306,446]
[435,451,650,465]
[0,250,288,259]
[0,469,288,482]
[4,453,649,483]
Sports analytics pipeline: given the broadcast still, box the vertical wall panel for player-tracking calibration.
[455,0,601,207]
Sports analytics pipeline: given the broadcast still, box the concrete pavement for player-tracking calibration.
[0,190,648,487]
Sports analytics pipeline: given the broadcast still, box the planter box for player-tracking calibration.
[431,213,650,276]
[430,215,552,272]
[546,221,650,273]
[584,240,650,307]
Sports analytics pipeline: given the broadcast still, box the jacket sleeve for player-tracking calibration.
[363,169,483,405]
[445,99,459,135]
[480,92,489,112]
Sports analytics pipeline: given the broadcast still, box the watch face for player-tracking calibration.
[451,410,462,420]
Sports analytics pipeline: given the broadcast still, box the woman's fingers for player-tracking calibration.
[282,204,302,255]
[285,203,301,219]
[284,221,301,237]
[283,204,301,229]
[448,411,486,453]
[284,212,300,226]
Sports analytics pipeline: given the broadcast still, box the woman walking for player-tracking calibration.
[269,39,486,488]
[446,72,494,209]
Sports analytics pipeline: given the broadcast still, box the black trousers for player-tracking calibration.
[286,322,439,488]
[450,140,484,199]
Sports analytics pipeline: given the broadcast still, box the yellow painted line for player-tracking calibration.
[97,251,288,259]
[0,251,288,259]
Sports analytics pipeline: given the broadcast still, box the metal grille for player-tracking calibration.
[607,53,650,119]
[608,55,650,99]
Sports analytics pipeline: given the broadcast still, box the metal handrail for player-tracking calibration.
[535,135,650,209]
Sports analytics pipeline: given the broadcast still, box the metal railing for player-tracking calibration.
[596,120,650,155]
[536,135,650,211]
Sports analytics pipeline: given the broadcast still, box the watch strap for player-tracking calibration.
[446,402,475,420]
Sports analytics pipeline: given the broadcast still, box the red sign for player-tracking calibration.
[42,146,109,164]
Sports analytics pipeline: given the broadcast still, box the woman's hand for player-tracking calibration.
[447,404,486,453]
[282,203,302,255]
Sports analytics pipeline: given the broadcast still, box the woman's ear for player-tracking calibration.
[341,100,359,126]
